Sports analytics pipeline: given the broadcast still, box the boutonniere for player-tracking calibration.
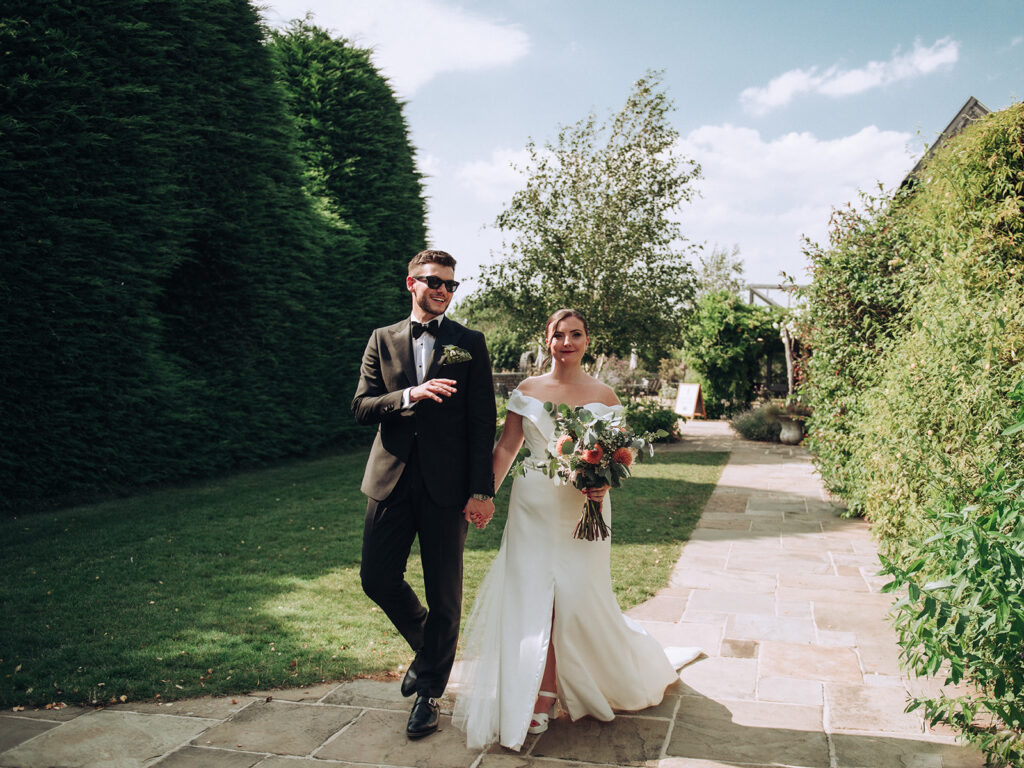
[439,345,473,365]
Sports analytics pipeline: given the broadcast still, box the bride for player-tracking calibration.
[452,309,701,751]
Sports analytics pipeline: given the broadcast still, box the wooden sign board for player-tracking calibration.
[673,383,706,419]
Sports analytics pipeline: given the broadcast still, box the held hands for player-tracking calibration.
[410,378,457,403]
[582,485,610,503]
[464,496,495,530]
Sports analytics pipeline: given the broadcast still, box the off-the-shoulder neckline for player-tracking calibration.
[509,390,621,410]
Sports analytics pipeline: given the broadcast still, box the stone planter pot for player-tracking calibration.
[778,416,804,445]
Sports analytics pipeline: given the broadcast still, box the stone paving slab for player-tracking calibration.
[478,753,594,767]
[0,421,986,768]
[825,683,924,733]
[759,641,863,683]
[0,718,57,755]
[657,760,778,768]
[642,619,724,657]
[830,732,985,768]
[121,696,256,719]
[319,709,479,767]
[322,678,408,710]
[756,676,824,706]
[246,682,341,702]
[669,567,775,593]
[0,710,214,768]
[686,590,774,615]
[668,696,830,767]
[196,699,359,755]
[678,657,758,701]
[153,746,265,767]
[259,757,353,768]
[627,593,689,622]
[531,713,670,766]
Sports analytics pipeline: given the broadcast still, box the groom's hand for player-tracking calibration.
[410,378,457,403]
[464,496,494,530]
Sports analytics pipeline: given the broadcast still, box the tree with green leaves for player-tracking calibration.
[695,244,745,298]
[471,71,701,362]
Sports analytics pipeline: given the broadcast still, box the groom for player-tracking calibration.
[353,249,496,740]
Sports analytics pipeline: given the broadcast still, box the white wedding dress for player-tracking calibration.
[452,390,702,751]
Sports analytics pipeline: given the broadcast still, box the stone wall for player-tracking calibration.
[493,371,528,396]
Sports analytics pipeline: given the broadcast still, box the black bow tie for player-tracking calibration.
[411,320,439,339]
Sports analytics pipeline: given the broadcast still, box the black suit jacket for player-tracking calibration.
[352,317,496,506]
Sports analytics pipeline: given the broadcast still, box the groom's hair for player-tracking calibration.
[408,249,456,273]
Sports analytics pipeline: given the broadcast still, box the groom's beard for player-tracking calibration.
[416,292,449,317]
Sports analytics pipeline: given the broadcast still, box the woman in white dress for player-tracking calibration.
[453,309,701,751]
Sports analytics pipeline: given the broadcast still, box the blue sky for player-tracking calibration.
[261,0,1023,294]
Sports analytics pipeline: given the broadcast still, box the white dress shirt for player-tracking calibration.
[402,314,445,408]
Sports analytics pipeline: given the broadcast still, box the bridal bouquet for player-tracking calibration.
[530,402,667,541]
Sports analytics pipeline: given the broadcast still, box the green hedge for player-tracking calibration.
[0,2,423,512]
[267,20,426,333]
[802,103,1024,764]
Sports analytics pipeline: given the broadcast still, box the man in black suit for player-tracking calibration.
[352,249,496,739]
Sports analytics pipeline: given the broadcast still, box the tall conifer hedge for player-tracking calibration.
[267,20,427,332]
[0,2,424,512]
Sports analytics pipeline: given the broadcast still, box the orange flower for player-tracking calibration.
[612,447,633,466]
[580,444,603,464]
[555,435,576,455]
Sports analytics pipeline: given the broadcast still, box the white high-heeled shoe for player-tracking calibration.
[528,690,558,734]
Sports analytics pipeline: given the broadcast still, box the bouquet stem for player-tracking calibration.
[573,497,610,541]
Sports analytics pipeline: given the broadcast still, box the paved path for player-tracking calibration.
[0,421,984,768]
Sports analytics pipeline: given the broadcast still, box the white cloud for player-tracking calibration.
[261,0,529,96]
[454,148,532,204]
[1013,35,1024,47]
[676,124,917,283]
[740,37,959,115]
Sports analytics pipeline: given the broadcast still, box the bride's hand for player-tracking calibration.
[582,485,610,503]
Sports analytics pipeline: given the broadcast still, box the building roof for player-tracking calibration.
[902,96,991,186]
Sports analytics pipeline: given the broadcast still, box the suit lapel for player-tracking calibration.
[425,318,459,381]
[389,320,417,388]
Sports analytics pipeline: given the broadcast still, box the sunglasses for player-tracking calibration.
[411,275,460,292]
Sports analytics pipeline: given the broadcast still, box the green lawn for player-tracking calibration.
[0,447,727,708]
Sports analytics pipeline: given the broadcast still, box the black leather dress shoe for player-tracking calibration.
[400,665,418,698]
[406,695,439,739]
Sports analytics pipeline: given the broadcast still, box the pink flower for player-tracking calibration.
[556,435,576,456]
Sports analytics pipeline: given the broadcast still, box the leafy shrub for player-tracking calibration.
[487,327,527,372]
[802,103,1024,764]
[881,451,1024,765]
[730,405,782,442]
[624,400,680,441]
[846,106,1021,540]
[683,292,785,418]
[802,103,1024,530]
[799,188,922,505]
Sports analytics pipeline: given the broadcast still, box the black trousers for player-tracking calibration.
[360,450,468,698]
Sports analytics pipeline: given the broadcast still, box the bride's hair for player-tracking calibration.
[545,308,589,342]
